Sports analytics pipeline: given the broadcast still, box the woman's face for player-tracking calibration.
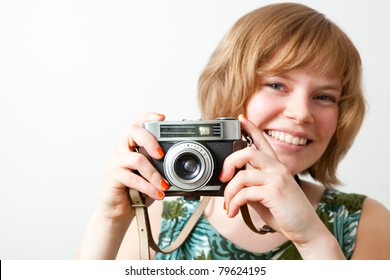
[245,67,341,175]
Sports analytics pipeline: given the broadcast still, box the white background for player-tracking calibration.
[0,0,389,259]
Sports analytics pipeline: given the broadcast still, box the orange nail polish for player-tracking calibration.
[223,202,227,211]
[160,179,170,191]
[157,147,165,158]
[157,191,165,200]
[156,113,164,118]
[241,114,247,120]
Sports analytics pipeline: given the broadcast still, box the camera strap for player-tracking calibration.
[129,188,211,260]
[240,204,276,234]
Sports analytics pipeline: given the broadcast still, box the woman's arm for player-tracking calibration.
[76,112,168,259]
[76,208,134,259]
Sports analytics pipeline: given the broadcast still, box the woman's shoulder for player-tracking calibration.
[307,181,390,259]
[360,197,390,223]
[352,197,390,259]
[312,186,390,259]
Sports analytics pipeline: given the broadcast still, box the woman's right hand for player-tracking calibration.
[98,112,170,221]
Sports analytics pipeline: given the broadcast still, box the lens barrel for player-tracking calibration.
[163,141,214,191]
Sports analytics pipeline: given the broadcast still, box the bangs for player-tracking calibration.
[256,16,360,88]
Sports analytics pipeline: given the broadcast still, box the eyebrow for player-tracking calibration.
[316,85,342,92]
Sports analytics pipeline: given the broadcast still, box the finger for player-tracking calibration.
[226,172,303,218]
[238,114,279,160]
[223,169,273,212]
[228,187,278,231]
[224,169,266,204]
[128,111,165,148]
[117,112,165,156]
[112,152,170,192]
[112,167,165,200]
[219,147,276,182]
[226,186,267,218]
[126,124,165,159]
[133,111,165,126]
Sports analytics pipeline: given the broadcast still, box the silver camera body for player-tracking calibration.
[141,118,246,197]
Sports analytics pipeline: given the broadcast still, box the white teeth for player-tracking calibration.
[285,134,293,144]
[267,130,308,146]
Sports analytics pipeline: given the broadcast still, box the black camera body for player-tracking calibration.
[141,118,246,197]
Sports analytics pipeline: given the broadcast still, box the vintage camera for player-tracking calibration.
[141,118,247,197]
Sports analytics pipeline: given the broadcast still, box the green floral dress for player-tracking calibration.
[154,188,365,260]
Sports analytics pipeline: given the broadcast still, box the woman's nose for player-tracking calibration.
[283,94,314,125]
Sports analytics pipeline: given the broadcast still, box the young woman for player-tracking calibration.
[77,3,390,260]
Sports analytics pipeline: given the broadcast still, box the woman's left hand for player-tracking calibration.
[220,114,326,245]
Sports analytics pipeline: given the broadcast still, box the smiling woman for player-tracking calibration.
[245,68,340,176]
[76,2,390,260]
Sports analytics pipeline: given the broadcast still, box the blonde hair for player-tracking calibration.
[198,3,366,186]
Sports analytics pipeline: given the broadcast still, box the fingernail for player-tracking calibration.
[241,114,247,120]
[218,171,223,181]
[157,191,165,200]
[160,179,170,191]
[157,147,165,158]
[224,202,230,215]
[156,113,164,118]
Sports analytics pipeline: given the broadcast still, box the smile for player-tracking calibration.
[266,130,309,146]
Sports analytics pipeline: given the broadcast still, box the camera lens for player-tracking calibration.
[174,153,201,180]
[163,141,214,191]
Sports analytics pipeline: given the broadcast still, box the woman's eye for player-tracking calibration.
[267,83,284,91]
[315,95,337,103]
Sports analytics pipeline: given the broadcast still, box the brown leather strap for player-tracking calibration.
[129,189,150,259]
[129,189,211,260]
[240,204,275,234]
